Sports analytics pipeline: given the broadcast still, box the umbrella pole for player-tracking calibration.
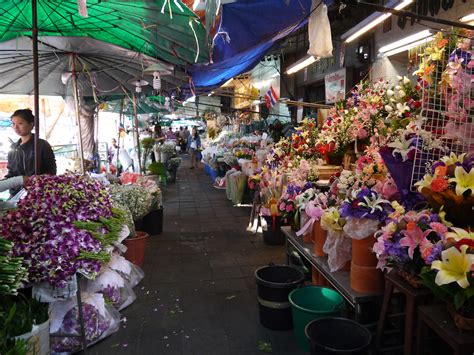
[72,59,85,174]
[115,98,124,175]
[32,0,40,174]
[132,94,142,174]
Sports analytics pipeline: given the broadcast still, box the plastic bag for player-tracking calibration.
[343,217,380,240]
[307,1,333,58]
[33,277,78,303]
[323,230,352,272]
[49,293,120,353]
[108,254,144,288]
[84,268,136,311]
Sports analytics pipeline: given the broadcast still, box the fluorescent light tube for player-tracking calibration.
[460,13,474,23]
[383,36,434,56]
[286,55,317,75]
[344,0,413,43]
[379,30,432,53]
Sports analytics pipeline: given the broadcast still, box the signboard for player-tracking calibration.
[325,68,346,104]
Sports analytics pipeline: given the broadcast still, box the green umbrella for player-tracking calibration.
[104,99,169,115]
[0,1,209,65]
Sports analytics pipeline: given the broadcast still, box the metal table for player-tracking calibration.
[282,226,383,320]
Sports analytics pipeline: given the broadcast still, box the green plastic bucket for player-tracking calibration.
[289,286,345,351]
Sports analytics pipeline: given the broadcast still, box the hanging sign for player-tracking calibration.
[78,0,88,18]
[325,68,346,104]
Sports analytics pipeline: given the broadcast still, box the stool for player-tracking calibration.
[416,304,474,355]
[376,270,432,355]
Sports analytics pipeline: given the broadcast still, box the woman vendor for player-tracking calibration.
[5,109,56,196]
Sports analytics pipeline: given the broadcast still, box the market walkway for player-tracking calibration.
[92,158,305,355]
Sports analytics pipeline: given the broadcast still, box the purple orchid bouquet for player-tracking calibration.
[50,293,120,352]
[373,209,447,283]
[0,174,125,288]
[340,187,393,221]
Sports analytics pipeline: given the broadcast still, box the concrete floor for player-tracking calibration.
[90,158,305,355]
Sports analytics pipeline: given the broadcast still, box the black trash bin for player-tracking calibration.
[262,216,285,245]
[142,208,163,235]
[305,317,372,354]
[255,265,304,330]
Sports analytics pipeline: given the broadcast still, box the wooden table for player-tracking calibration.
[416,304,474,355]
[282,226,383,320]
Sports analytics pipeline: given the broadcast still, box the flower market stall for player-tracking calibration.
[216,29,474,352]
[0,171,161,354]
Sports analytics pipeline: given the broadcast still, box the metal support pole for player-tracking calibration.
[72,56,85,174]
[75,274,88,353]
[32,0,40,174]
[132,94,142,173]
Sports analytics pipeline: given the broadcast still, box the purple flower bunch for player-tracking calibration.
[373,210,447,273]
[340,187,393,221]
[101,285,121,308]
[51,303,110,352]
[0,174,115,287]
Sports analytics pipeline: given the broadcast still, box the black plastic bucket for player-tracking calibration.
[305,317,372,354]
[142,208,163,235]
[255,265,305,330]
[262,216,285,245]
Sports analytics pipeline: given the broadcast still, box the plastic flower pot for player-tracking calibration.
[350,262,384,294]
[124,231,149,267]
[142,208,163,235]
[255,265,304,330]
[262,216,286,245]
[351,235,378,267]
[289,286,345,350]
[313,220,327,257]
[305,317,372,355]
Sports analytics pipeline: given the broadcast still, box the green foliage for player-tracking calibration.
[148,162,166,176]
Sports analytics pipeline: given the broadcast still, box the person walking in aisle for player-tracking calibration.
[187,127,201,169]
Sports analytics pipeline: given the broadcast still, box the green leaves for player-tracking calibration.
[257,340,272,353]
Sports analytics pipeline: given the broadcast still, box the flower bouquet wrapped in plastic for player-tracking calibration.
[415,153,474,228]
[50,293,120,352]
[84,267,136,310]
[108,253,144,288]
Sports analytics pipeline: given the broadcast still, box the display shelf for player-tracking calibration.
[282,226,383,309]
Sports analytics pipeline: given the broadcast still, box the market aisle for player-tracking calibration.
[91,158,305,355]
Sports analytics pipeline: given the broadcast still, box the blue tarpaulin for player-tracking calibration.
[190,0,328,88]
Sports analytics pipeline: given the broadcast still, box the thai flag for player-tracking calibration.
[265,86,279,109]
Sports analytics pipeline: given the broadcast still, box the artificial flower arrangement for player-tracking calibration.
[290,118,320,160]
[234,147,254,160]
[415,152,474,227]
[0,174,127,288]
[373,207,447,287]
[340,187,394,242]
[420,227,474,329]
[383,76,422,129]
